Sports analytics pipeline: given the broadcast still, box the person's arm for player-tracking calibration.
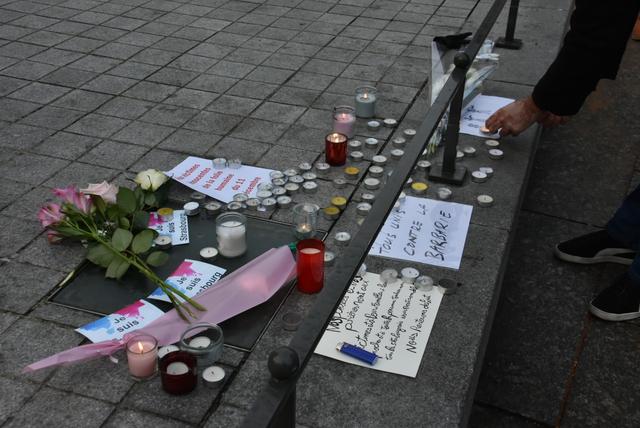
[486,0,640,136]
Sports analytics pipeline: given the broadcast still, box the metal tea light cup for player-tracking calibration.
[179,322,224,367]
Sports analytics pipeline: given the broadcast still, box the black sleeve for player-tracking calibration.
[531,0,640,115]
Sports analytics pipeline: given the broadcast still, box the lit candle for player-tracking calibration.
[333,106,356,138]
[126,334,158,380]
[325,132,348,166]
[216,213,247,258]
[296,239,325,293]
[293,203,318,240]
[355,86,377,118]
[159,351,197,395]
[189,336,212,349]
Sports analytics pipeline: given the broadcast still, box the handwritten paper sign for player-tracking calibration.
[148,259,226,303]
[165,156,273,203]
[369,196,472,270]
[460,94,513,138]
[148,209,189,245]
[315,272,443,377]
[76,300,163,342]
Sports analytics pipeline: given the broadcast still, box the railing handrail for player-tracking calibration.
[242,1,510,425]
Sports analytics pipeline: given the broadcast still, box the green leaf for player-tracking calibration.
[144,193,156,207]
[119,217,130,229]
[132,211,150,231]
[147,251,169,267]
[131,229,154,254]
[111,228,133,252]
[87,243,115,268]
[106,205,120,221]
[92,195,107,215]
[116,187,137,214]
[134,186,144,206]
[105,257,130,279]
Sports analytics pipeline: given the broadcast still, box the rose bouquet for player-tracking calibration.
[38,170,204,320]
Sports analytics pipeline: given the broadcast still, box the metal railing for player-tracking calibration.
[241,0,512,425]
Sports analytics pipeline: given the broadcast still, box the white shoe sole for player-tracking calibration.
[554,246,634,266]
[589,303,640,321]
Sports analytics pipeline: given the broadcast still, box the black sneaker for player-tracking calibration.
[590,273,640,321]
[554,230,635,265]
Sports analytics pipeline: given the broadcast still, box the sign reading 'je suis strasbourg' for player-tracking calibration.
[148,259,226,303]
[148,209,189,245]
[75,300,163,342]
[165,156,273,203]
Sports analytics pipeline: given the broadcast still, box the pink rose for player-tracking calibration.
[37,203,64,228]
[46,230,63,244]
[81,181,118,204]
[53,186,92,214]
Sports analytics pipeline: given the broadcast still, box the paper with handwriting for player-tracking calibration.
[460,94,513,138]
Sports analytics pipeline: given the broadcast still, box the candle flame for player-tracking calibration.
[137,341,144,353]
[363,92,368,100]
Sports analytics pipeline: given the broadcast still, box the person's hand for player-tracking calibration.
[538,112,570,128]
[484,96,545,137]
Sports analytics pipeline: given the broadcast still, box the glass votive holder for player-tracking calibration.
[332,106,355,139]
[126,334,158,380]
[355,86,377,118]
[325,132,348,166]
[296,238,325,294]
[293,203,319,240]
[216,212,247,258]
[160,351,197,395]
[179,322,224,367]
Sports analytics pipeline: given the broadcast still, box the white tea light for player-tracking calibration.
[392,137,406,148]
[302,181,318,193]
[154,235,172,250]
[471,171,488,183]
[202,365,225,385]
[189,336,211,349]
[400,267,420,284]
[283,168,298,177]
[349,151,364,162]
[212,158,227,169]
[390,149,404,160]
[437,187,452,200]
[276,195,292,208]
[298,162,312,172]
[372,155,387,166]
[183,201,200,216]
[302,172,317,181]
[477,194,494,207]
[479,167,494,177]
[415,275,434,291]
[367,120,381,131]
[272,187,286,196]
[364,138,379,149]
[245,198,260,210]
[166,361,189,375]
[227,158,241,169]
[383,118,397,128]
[368,165,384,178]
[463,146,476,157]
[233,193,249,203]
[284,183,300,195]
[485,139,500,148]
[381,269,399,284]
[403,128,416,139]
[488,148,504,160]
[288,175,304,184]
[363,178,380,190]
[199,247,218,261]
[348,139,362,150]
[324,251,336,266]
[334,231,351,246]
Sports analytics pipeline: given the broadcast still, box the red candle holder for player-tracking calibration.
[160,351,197,395]
[296,238,325,294]
[325,132,347,166]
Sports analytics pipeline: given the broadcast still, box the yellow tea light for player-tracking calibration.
[157,207,174,221]
[323,206,340,220]
[411,182,428,195]
[330,197,347,210]
[344,166,360,179]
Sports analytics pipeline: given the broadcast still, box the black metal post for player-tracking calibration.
[495,0,523,49]
[428,53,469,185]
[266,346,299,428]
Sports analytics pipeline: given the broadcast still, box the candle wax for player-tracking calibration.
[355,92,376,118]
[333,113,355,138]
[127,340,157,379]
[300,248,321,255]
[166,361,189,375]
[216,220,247,258]
[189,336,212,349]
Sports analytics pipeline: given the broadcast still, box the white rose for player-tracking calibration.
[134,169,168,191]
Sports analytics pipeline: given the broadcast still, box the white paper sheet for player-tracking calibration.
[164,156,273,203]
[148,209,189,245]
[369,196,473,270]
[315,272,443,378]
[148,259,226,303]
[460,94,514,138]
[75,300,163,342]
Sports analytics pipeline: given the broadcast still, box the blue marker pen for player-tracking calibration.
[336,342,379,365]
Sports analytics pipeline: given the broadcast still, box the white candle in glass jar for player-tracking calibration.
[216,220,247,257]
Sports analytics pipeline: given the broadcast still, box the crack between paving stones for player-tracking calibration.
[473,401,554,427]
[554,311,592,427]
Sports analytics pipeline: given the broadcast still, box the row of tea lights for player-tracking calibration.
[125,323,225,395]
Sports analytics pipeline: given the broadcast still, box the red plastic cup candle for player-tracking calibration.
[160,351,198,395]
[325,132,347,166]
[332,106,356,138]
[296,239,325,294]
[126,334,158,380]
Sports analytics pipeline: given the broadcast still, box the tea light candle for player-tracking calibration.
[411,182,428,195]
[485,139,500,148]
[261,197,277,211]
[126,334,158,379]
[324,250,336,266]
[257,183,273,192]
[228,158,241,169]
[276,195,292,208]
[189,336,211,349]
[477,194,494,207]
[270,170,284,180]
[323,206,340,220]
[204,202,222,218]
[157,207,174,222]
[154,235,172,250]
[349,151,364,162]
[325,132,348,166]
[348,140,362,150]
[401,267,419,284]
[333,178,347,188]
[302,181,318,193]
[283,168,298,177]
[216,213,247,258]
[415,275,434,291]
[183,202,200,216]
[298,162,313,172]
[364,178,380,190]
[330,196,347,211]
[471,171,488,183]
[372,155,387,166]
[284,182,300,195]
[295,223,314,240]
[334,231,351,246]
[333,106,356,138]
[226,201,244,212]
[256,190,273,200]
[365,138,379,149]
[200,247,218,262]
[315,162,331,176]
[355,86,376,118]
[367,120,381,132]
[344,166,360,180]
[212,158,227,169]
[479,166,494,177]
[383,118,397,128]
[166,361,189,375]
[488,148,504,160]
[361,192,376,204]
[437,187,452,200]
[381,268,399,284]
[272,186,286,196]
[157,345,179,360]
[456,150,464,160]
[403,129,416,139]
[368,165,384,178]
[160,351,197,395]
[392,137,406,148]
[390,149,404,160]
[272,177,287,187]
[302,172,316,181]
[416,160,431,173]
[356,202,372,216]
[202,365,225,387]
[246,198,260,210]
[463,146,476,157]
[288,175,304,184]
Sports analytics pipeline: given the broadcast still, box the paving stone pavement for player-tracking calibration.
[2,0,627,425]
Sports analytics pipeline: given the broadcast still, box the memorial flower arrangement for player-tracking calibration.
[37,170,204,320]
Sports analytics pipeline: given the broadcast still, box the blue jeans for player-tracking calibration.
[607,184,640,286]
